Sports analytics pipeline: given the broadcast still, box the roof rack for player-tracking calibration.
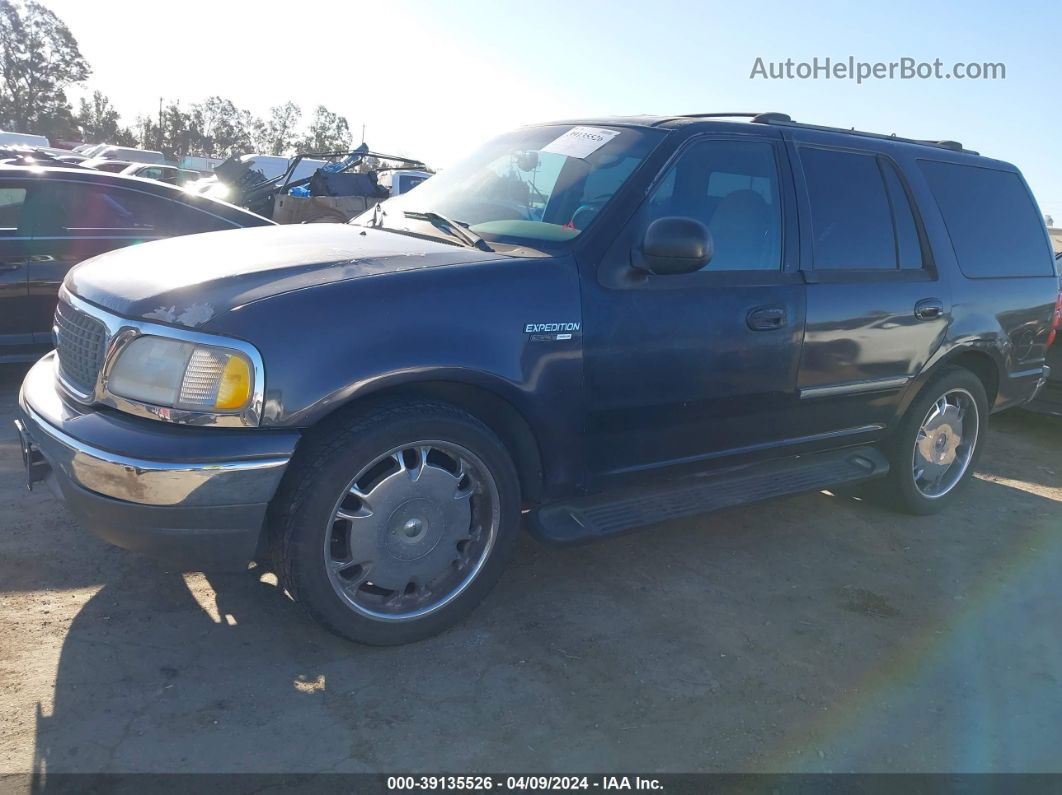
[674,112,792,124]
[673,112,978,155]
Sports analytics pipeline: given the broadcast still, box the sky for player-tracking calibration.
[45,0,1062,219]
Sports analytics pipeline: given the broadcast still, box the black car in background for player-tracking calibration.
[0,165,272,362]
[1025,251,1062,415]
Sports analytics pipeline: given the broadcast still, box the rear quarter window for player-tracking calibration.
[919,160,1052,278]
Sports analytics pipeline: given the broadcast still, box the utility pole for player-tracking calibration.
[158,97,164,150]
[361,123,366,145]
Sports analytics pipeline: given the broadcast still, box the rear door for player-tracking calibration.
[0,180,33,353]
[786,130,949,435]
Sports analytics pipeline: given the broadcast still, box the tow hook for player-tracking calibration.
[14,419,50,491]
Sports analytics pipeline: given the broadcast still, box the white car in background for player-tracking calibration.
[87,145,166,164]
[0,131,50,147]
[82,158,201,186]
[81,158,135,173]
[122,163,201,186]
[241,153,329,182]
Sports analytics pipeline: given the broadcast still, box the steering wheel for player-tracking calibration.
[569,195,611,230]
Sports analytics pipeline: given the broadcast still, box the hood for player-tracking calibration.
[67,223,501,327]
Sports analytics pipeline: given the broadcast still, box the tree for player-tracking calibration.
[193,96,255,155]
[157,102,206,161]
[133,114,159,151]
[257,101,301,156]
[1046,214,1055,228]
[0,0,90,139]
[297,105,352,153]
[75,90,123,143]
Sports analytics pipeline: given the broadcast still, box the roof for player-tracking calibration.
[539,112,983,156]
[0,163,269,218]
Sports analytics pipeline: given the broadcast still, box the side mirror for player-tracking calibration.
[634,216,713,275]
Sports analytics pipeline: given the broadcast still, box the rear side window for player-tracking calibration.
[881,161,923,269]
[800,148,923,270]
[919,160,1052,278]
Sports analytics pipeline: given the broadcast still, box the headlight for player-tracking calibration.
[108,335,254,413]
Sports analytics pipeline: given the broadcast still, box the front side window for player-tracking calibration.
[354,124,664,253]
[643,139,783,271]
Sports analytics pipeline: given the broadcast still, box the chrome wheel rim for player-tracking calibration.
[911,388,979,499]
[323,440,500,622]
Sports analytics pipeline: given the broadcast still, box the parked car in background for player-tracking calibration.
[178,155,225,173]
[89,146,166,165]
[82,158,135,173]
[0,147,84,166]
[243,153,329,182]
[74,143,107,157]
[52,153,88,165]
[1024,251,1062,416]
[0,165,272,362]
[14,113,1059,645]
[0,131,50,148]
[120,163,202,186]
[377,168,431,195]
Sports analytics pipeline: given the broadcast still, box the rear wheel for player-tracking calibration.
[270,400,521,645]
[878,368,988,515]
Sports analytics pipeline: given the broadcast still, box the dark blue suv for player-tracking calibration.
[16,113,1059,644]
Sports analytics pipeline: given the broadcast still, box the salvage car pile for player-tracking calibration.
[188,144,433,223]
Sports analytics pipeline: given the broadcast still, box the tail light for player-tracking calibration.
[1047,280,1062,348]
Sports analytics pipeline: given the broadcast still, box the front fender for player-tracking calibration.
[203,255,585,492]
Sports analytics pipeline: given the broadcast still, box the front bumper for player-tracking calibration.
[16,354,300,570]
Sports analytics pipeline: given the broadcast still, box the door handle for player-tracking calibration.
[747,305,787,331]
[0,259,28,271]
[914,298,944,321]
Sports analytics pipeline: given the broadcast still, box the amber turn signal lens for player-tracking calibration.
[215,355,252,410]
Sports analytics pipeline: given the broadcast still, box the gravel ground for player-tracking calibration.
[1,362,1060,775]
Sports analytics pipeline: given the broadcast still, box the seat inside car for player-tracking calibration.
[707,188,773,269]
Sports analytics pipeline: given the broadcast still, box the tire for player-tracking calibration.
[269,399,521,645]
[876,367,989,515]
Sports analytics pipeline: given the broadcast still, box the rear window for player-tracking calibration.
[919,160,1052,278]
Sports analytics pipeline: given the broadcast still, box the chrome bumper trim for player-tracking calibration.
[20,400,289,508]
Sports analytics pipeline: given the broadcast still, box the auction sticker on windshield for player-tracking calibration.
[541,126,620,159]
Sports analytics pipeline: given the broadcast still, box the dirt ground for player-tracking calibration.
[1,362,1060,776]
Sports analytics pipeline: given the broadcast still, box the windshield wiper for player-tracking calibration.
[403,210,494,252]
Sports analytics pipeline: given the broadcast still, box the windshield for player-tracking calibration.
[353,124,664,252]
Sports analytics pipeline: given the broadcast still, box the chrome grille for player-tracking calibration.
[54,300,108,396]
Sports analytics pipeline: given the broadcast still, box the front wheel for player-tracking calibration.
[270,400,521,645]
[879,367,989,515]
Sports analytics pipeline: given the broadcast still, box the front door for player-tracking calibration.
[582,135,807,490]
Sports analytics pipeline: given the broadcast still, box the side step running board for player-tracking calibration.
[528,446,888,545]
